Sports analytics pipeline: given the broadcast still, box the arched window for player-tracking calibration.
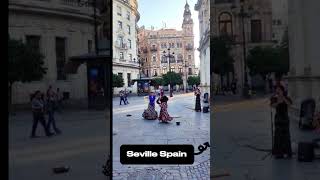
[219,12,233,37]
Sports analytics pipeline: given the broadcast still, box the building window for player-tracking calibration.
[127,25,131,34]
[128,39,132,49]
[127,73,131,87]
[117,6,122,16]
[188,55,191,60]
[179,66,183,73]
[188,68,192,75]
[119,52,124,60]
[55,37,67,80]
[251,19,262,42]
[152,54,156,62]
[215,0,235,4]
[88,40,92,53]
[118,21,123,30]
[219,12,233,37]
[162,67,167,74]
[26,35,41,53]
[117,36,124,47]
[171,43,175,48]
[153,69,157,76]
[128,54,132,61]
[170,67,175,72]
[146,70,149,77]
[126,11,130,20]
[161,55,167,63]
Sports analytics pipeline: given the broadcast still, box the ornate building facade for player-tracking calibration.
[195,0,210,95]
[112,0,140,94]
[211,0,273,90]
[9,0,100,105]
[137,2,196,90]
[287,0,320,117]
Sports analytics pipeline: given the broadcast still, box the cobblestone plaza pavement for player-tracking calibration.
[112,93,210,180]
[212,96,320,180]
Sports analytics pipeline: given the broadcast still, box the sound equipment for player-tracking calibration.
[298,142,315,162]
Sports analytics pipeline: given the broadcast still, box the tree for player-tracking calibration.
[151,77,164,88]
[8,37,47,112]
[162,71,183,86]
[187,76,200,86]
[211,36,234,86]
[112,73,124,88]
[247,45,289,80]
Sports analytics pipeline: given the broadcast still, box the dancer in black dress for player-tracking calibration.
[270,85,292,159]
[195,88,201,112]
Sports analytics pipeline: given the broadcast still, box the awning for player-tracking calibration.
[65,52,111,74]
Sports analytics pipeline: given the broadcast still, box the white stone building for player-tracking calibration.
[9,0,97,105]
[195,0,210,95]
[287,0,320,116]
[271,0,288,44]
[112,0,140,95]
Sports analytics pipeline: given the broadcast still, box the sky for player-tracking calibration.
[137,0,200,68]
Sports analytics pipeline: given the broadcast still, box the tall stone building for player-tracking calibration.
[211,0,273,90]
[137,2,196,90]
[271,0,288,44]
[195,0,210,95]
[9,0,100,105]
[287,0,320,117]
[112,0,140,94]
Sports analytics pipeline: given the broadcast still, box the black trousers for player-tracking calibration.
[31,112,49,136]
[120,97,126,105]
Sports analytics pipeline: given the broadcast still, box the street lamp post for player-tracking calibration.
[163,48,175,97]
[184,60,188,93]
[232,0,253,98]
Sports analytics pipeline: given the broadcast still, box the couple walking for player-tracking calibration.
[30,86,61,138]
[119,89,129,105]
[142,92,173,123]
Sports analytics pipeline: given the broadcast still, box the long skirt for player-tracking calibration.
[142,104,158,120]
[272,115,292,156]
[158,109,173,122]
[195,95,201,111]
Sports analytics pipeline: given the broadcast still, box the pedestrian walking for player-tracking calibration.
[124,89,129,104]
[46,88,61,135]
[142,92,158,120]
[160,88,164,97]
[157,95,173,123]
[195,87,202,112]
[119,90,126,105]
[270,85,293,159]
[30,90,53,138]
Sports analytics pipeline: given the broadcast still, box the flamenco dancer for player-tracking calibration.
[157,95,173,123]
[142,92,158,120]
[195,87,202,112]
[270,85,293,159]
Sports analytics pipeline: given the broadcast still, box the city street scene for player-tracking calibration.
[211,0,320,179]
[9,0,112,179]
[112,0,210,179]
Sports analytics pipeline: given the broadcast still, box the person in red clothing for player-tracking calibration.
[157,95,173,123]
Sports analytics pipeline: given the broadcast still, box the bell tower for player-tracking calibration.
[182,0,193,36]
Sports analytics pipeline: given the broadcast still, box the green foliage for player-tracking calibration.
[211,36,235,76]
[162,71,183,86]
[8,38,47,85]
[247,45,289,78]
[187,76,200,86]
[151,77,164,87]
[112,73,124,87]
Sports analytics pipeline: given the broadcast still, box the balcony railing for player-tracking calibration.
[115,43,128,50]
[161,60,168,63]
[60,0,92,7]
[150,46,157,52]
[185,45,193,51]
[177,60,183,63]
